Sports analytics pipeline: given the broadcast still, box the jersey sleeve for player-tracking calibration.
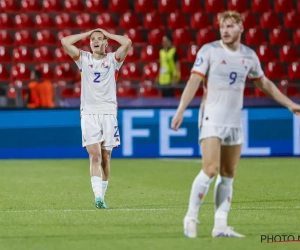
[248,52,264,81]
[190,44,211,80]
[74,50,89,70]
[112,52,124,70]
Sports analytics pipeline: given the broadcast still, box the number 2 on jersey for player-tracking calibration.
[93,72,101,83]
[229,72,237,85]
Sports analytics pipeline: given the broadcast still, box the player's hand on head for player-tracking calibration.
[171,113,183,131]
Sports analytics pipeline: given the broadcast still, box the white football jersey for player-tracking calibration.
[74,51,123,115]
[191,40,264,128]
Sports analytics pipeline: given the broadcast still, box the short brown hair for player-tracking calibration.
[218,11,242,25]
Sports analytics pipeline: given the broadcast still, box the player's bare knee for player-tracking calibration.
[101,150,111,168]
[203,165,219,178]
[89,152,102,164]
[220,166,236,178]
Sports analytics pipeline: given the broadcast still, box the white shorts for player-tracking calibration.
[81,114,120,150]
[199,126,244,146]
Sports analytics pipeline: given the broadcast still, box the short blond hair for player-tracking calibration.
[218,11,242,25]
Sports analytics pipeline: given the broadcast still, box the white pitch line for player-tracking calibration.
[0,206,299,213]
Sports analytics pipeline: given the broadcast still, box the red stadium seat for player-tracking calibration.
[264,62,286,80]
[120,63,142,80]
[35,14,54,28]
[12,46,33,62]
[0,13,14,28]
[0,46,11,62]
[64,0,84,12]
[182,0,202,13]
[81,45,92,53]
[96,13,116,28]
[21,0,41,11]
[42,0,61,12]
[141,45,159,62]
[117,80,138,98]
[33,46,54,62]
[15,14,34,28]
[255,87,267,97]
[288,62,300,80]
[244,86,254,97]
[251,0,271,13]
[11,64,31,81]
[298,0,300,12]
[270,29,290,45]
[187,45,199,63]
[120,12,141,29]
[191,12,211,29]
[167,13,188,29]
[73,81,81,98]
[241,11,258,29]
[196,28,217,45]
[285,85,300,97]
[205,0,225,13]
[144,12,164,29]
[213,14,220,29]
[36,30,56,45]
[75,13,95,29]
[180,63,190,80]
[158,0,178,13]
[256,45,276,63]
[135,0,155,13]
[108,0,130,13]
[36,63,54,80]
[0,64,9,80]
[279,45,299,63]
[143,62,159,79]
[148,29,166,45]
[55,47,73,62]
[53,80,73,98]
[55,13,75,28]
[175,46,186,61]
[275,0,294,13]
[0,30,13,45]
[293,29,300,45]
[173,29,193,45]
[54,63,75,80]
[245,28,266,45]
[125,47,139,62]
[124,29,144,45]
[15,31,35,45]
[86,0,105,12]
[139,80,161,98]
[228,0,248,12]
[284,11,300,29]
[260,11,281,29]
[1,0,19,12]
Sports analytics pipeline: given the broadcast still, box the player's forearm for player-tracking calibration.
[105,33,132,46]
[61,32,90,46]
[260,79,294,108]
[177,77,201,114]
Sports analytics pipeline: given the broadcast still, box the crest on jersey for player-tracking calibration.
[194,56,203,66]
[102,61,109,68]
[242,59,248,70]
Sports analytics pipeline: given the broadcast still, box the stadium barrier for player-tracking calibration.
[0,108,299,159]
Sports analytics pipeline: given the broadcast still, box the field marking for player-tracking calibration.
[1,206,299,213]
[159,158,202,163]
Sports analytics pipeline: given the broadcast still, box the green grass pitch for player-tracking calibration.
[0,158,300,250]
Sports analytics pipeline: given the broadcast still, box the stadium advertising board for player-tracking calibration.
[0,108,299,159]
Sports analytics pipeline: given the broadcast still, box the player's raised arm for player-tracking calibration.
[96,29,132,61]
[254,77,300,116]
[61,31,93,60]
[171,73,203,131]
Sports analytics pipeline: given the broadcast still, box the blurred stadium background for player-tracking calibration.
[0,0,300,107]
